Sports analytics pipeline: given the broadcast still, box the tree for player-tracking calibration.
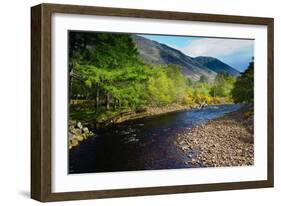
[210,73,236,98]
[231,60,254,103]
[165,65,186,103]
[199,75,208,83]
[69,32,140,112]
[147,66,174,105]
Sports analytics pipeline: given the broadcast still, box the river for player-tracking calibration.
[69,104,241,174]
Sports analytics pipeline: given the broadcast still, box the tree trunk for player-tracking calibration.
[106,92,110,110]
[113,98,117,109]
[95,83,100,112]
[69,65,74,100]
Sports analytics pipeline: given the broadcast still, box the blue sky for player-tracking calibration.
[139,34,254,72]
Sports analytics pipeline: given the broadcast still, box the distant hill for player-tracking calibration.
[133,35,240,81]
[194,56,241,77]
[133,35,216,81]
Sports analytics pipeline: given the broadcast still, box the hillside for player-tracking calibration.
[133,35,216,81]
[133,35,240,81]
[194,56,240,76]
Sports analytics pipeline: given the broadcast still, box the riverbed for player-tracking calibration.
[69,104,241,174]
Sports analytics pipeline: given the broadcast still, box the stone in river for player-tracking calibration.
[74,134,84,141]
[82,127,89,133]
[179,144,189,151]
[77,121,83,129]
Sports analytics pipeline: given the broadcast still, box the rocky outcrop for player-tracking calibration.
[68,121,94,149]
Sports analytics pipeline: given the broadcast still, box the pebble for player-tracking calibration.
[176,107,254,167]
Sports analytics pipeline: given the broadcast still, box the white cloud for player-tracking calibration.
[180,38,254,58]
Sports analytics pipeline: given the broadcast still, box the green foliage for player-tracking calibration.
[69,32,139,68]
[232,61,254,103]
[166,65,187,102]
[147,67,174,105]
[182,82,212,105]
[199,75,209,83]
[69,32,247,123]
[69,111,96,121]
[146,65,186,105]
[210,73,236,98]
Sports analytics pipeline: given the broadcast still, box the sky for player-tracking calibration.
[139,34,254,72]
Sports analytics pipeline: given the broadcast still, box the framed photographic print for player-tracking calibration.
[31,3,274,202]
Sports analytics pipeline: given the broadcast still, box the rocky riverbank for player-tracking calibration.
[98,102,213,126]
[68,121,95,149]
[176,106,254,167]
[115,104,192,123]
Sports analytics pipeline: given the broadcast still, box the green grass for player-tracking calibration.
[69,111,97,121]
[69,108,131,123]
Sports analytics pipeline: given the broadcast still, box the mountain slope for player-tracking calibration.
[133,35,241,81]
[133,35,217,81]
[194,56,241,76]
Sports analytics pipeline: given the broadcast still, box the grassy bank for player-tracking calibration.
[69,104,188,127]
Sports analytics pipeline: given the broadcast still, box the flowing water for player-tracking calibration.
[69,104,241,174]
